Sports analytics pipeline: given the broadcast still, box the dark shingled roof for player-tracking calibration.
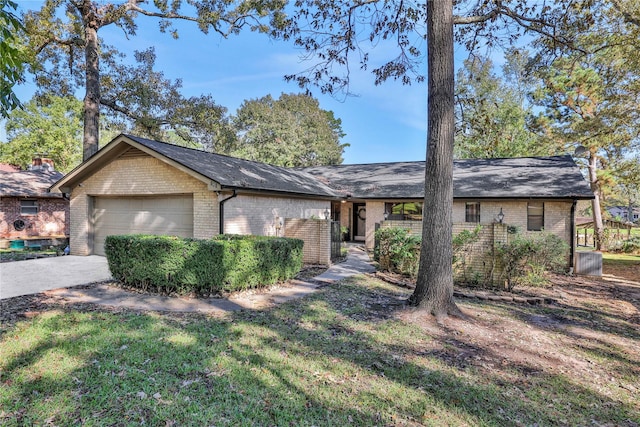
[0,170,65,198]
[300,155,594,200]
[126,135,338,197]
[54,135,593,201]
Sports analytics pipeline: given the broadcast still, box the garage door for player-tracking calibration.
[93,195,194,256]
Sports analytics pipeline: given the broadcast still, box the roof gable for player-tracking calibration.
[53,134,338,197]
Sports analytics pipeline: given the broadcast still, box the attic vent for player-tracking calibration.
[119,147,149,159]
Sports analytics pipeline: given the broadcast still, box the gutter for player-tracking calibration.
[218,190,238,235]
[570,200,577,273]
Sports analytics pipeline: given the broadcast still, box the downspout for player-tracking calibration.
[570,200,577,274]
[218,190,237,235]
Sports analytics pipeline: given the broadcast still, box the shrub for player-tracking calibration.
[375,226,482,280]
[452,225,481,264]
[495,232,569,291]
[620,236,640,254]
[374,227,421,278]
[104,234,304,296]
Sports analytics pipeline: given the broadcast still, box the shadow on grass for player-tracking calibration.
[1,276,639,426]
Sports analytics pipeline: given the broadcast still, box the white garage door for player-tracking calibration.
[93,195,194,256]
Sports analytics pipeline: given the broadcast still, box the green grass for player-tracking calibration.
[603,252,640,261]
[1,277,639,426]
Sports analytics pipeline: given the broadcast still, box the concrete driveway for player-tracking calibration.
[0,256,112,300]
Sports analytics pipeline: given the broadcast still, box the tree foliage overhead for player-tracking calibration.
[22,0,288,159]
[454,52,544,159]
[528,1,640,249]
[100,47,236,153]
[0,0,24,117]
[0,95,83,172]
[231,93,347,167]
[270,0,603,318]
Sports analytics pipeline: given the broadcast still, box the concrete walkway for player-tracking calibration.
[41,245,376,314]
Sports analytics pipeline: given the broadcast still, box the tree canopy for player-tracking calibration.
[23,0,287,159]
[0,0,24,117]
[0,95,83,172]
[454,52,543,159]
[231,93,347,167]
[270,0,614,317]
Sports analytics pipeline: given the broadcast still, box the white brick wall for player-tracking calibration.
[223,193,329,236]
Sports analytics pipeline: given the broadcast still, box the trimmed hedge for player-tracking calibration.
[104,234,304,296]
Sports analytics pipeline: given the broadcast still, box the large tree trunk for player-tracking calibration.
[408,0,461,319]
[82,1,100,161]
[588,151,605,250]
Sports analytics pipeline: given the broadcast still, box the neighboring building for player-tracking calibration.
[0,159,69,242]
[52,134,594,273]
[607,206,640,223]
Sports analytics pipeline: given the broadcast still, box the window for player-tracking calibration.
[465,202,480,223]
[385,202,423,221]
[527,202,544,231]
[20,200,38,215]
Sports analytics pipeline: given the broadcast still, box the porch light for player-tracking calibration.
[497,208,505,224]
[383,211,388,220]
[324,208,330,220]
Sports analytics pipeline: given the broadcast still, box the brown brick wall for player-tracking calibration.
[0,197,69,239]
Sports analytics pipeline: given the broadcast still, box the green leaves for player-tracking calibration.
[0,0,25,117]
[454,53,545,159]
[231,92,348,167]
[104,234,304,296]
[1,95,83,172]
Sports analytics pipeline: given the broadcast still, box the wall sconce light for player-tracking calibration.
[383,211,388,220]
[324,208,331,220]
[497,207,505,224]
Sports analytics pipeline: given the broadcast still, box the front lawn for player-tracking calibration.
[1,276,638,426]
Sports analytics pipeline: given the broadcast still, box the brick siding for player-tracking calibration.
[69,155,217,255]
[284,218,331,265]
[69,154,332,264]
[0,197,68,239]
[379,200,575,287]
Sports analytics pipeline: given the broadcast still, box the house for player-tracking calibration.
[607,206,640,223]
[0,158,69,246]
[51,134,594,273]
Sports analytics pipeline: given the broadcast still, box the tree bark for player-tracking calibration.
[408,0,461,319]
[82,0,100,160]
[588,151,605,250]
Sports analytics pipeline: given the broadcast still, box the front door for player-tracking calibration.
[353,203,366,242]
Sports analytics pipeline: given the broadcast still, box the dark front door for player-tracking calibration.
[353,203,366,242]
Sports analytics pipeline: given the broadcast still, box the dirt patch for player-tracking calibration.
[396,271,640,408]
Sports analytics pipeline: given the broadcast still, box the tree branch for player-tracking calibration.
[610,0,640,28]
[453,9,499,25]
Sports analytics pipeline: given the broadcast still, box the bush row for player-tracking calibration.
[374,226,569,290]
[104,234,304,296]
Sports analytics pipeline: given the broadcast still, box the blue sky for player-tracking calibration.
[9,2,478,165]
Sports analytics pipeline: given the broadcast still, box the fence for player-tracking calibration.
[330,221,342,261]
